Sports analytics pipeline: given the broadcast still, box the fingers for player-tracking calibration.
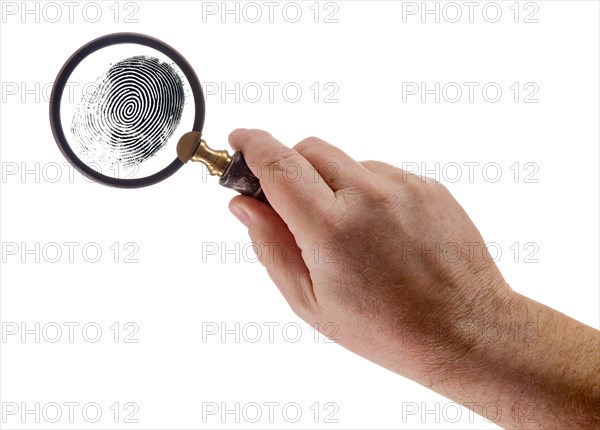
[229,195,318,319]
[293,136,371,192]
[360,160,400,176]
[228,129,335,243]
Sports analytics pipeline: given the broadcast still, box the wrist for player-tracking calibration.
[416,273,521,371]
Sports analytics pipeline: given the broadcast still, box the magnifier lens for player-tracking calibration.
[52,33,266,203]
[61,43,195,181]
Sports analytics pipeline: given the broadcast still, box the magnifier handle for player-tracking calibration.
[176,133,269,205]
[219,151,269,204]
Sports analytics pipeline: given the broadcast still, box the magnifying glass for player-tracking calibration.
[49,32,267,203]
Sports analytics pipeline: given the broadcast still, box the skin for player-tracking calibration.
[226,128,600,430]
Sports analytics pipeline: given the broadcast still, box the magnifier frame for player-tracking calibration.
[49,32,205,188]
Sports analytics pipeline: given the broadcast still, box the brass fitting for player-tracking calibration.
[176,131,232,177]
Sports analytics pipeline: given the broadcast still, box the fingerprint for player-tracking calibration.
[71,55,185,168]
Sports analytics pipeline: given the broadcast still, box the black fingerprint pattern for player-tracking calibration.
[71,55,185,168]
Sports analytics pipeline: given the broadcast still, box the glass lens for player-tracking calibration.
[59,43,195,181]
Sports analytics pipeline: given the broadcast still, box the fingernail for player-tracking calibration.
[229,205,250,227]
[230,128,247,136]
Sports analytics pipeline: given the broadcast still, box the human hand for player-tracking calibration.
[227,129,599,429]
[227,129,509,371]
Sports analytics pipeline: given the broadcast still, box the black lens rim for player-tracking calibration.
[49,32,205,188]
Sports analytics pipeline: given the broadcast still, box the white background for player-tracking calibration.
[1,1,598,429]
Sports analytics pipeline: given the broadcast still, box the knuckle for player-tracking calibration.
[354,178,394,204]
[294,136,326,153]
[264,149,299,172]
[394,174,450,207]
[403,173,433,194]
[361,159,391,172]
[258,149,302,183]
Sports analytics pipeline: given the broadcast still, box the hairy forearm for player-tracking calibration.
[418,291,600,429]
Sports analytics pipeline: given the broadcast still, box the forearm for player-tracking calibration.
[417,291,600,429]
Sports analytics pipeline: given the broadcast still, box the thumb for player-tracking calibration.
[228,195,318,318]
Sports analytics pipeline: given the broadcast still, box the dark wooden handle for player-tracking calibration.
[218,151,269,204]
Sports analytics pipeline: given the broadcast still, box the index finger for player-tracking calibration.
[229,129,336,239]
